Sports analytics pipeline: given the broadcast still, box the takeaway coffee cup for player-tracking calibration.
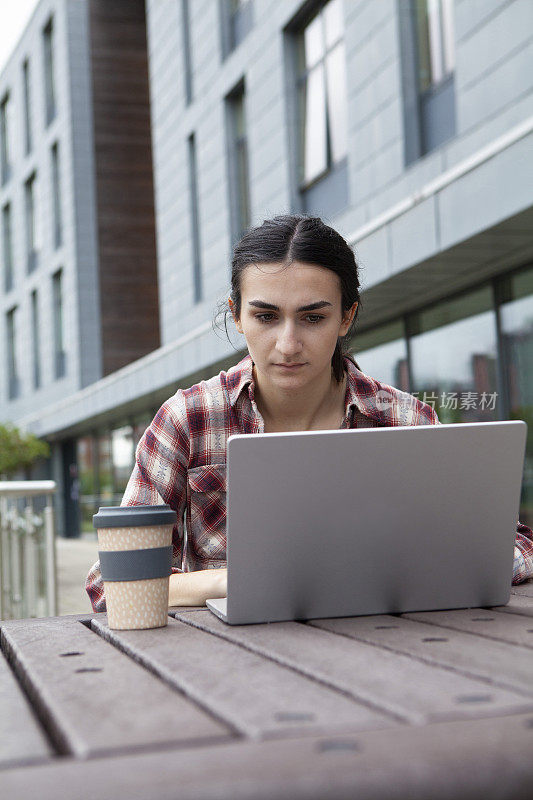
[93,505,177,630]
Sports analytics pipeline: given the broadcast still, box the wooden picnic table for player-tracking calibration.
[1,583,533,799]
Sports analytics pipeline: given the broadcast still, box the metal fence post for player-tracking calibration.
[0,495,7,620]
[44,500,58,617]
[11,511,22,619]
[0,481,57,620]
[24,502,37,618]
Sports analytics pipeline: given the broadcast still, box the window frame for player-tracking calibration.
[22,58,32,155]
[2,202,14,292]
[295,0,347,191]
[31,289,41,389]
[24,171,39,273]
[6,305,20,400]
[399,0,456,164]
[225,79,251,246]
[52,268,66,379]
[51,141,62,248]
[43,16,56,126]
[0,92,13,185]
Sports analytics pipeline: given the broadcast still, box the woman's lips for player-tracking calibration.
[275,363,306,369]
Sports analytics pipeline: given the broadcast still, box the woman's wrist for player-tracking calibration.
[168,568,227,607]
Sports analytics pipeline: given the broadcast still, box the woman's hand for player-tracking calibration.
[169,568,227,607]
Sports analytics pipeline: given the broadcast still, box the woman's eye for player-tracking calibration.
[255,314,324,324]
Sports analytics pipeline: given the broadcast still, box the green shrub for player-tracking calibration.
[0,424,50,478]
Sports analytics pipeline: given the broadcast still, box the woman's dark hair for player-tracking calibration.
[214,214,362,383]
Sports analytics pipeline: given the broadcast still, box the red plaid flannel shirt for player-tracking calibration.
[86,353,533,612]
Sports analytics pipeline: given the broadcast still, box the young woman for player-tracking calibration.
[86,215,533,612]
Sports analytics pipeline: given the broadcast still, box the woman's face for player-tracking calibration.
[229,261,357,389]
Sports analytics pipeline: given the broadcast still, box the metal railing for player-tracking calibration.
[0,481,58,620]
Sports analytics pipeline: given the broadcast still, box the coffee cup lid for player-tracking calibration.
[93,505,177,528]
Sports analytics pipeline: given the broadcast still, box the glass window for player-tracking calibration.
[297,0,347,187]
[52,268,66,378]
[6,306,20,400]
[111,425,135,501]
[351,321,409,391]
[226,84,250,244]
[97,433,114,504]
[325,43,348,164]
[181,0,193,104]
[77,436,98,534]
[410,288,498,423]
[23,59,32,154]
[25,173,41,272]
[404,0,456,160]
[31,289,41,389]
[2,203,13,292]
[43,17,56,125]
[302,64,327,183]
[188,133,202,303]
[228,0,253,53]
[500,266,533,528]
[414,0,455,92]
[1,93,14,184]
[51,142,62,248]
[133,413,153,450]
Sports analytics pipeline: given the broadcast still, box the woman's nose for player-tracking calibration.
[276,322,302,354]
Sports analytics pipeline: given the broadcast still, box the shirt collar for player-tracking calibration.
[226,353,256,407]
[343,357,388,423]
[227,352,383,423]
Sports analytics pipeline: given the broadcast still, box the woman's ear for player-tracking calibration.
[228,296,243,334]
[339,301,358,336]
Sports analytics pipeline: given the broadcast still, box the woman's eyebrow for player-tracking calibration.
[248,300,333,312]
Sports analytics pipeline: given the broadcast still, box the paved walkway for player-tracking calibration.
[56,536,99,616]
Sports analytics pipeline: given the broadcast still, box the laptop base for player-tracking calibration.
[206,597,227,621]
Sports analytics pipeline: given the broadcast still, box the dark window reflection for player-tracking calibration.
[77,436,97,535]
[111,425,135,501]
[410,288,498,423]
[500,267,533,528]
[352,321,409,391]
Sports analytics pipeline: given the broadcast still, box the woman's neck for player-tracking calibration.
[252,364,347,431]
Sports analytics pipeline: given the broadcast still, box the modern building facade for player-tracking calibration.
[1,0,532,535]
[0,0,160,534]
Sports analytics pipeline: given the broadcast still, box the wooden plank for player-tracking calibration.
[173,609,531,725]
[0,648,53,769]
[511,578,533,598]
[309,614,533,698]
[404,607,533,648]
[1,712,533,799]
[0,616,230,759]
[494,595,533,617]
[91,616,393,739]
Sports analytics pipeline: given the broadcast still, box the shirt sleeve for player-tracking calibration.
[512,522,533,585]
[85,394,190,613]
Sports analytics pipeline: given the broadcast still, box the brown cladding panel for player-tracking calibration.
[89,0,160,377]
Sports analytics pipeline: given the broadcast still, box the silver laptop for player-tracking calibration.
[206,421,527,625]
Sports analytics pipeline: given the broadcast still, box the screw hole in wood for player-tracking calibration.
[274,712,315,722]
[455,695,492,704]
[75,668,103,673]
[317,739,360,753]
